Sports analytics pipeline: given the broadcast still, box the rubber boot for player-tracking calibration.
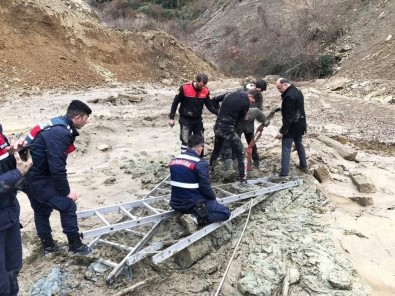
[67,234,93,255]
[40,237,60,255]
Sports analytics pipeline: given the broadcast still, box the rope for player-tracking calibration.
[214,197,254,296]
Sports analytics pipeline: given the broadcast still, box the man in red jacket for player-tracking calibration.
[168,74,218,154]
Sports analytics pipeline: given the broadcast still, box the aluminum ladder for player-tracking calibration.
[77,175,303,284]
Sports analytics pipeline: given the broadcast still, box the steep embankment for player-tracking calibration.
[0,0,222,91]
[186,0,394,81]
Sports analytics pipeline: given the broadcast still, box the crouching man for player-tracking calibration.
[169,135,230,225]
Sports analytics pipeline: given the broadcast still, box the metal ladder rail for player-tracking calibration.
[105,220,164,285]
[150,183,295,264]
[77,175,172,284]
[80,179,303,239]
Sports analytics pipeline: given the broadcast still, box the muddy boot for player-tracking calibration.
[40,237,60,255]
[296,165,310,174]
[67,234,93,255]
[238,178,248,187]
[224,159,234,171]
[209,159,217,175]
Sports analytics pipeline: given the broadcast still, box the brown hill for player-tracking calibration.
[0,0,222,91]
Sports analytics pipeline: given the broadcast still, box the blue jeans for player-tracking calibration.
[280,136,307,176]
[0,221,22,296]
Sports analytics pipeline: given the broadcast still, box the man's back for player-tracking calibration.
[216,92,250,128]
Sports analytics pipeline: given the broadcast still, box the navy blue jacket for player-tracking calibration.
[0,124,23,231]
[170,149,216,212]
[280,85,307,138]
[26,116,78,198]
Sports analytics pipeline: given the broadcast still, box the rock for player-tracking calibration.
[97,144,110,151]
[178,214,197,235]
[118,93,143,102]
[289,265,300,284]
[386,34,392,42]
[87,98,99,103]
[161,79,172,86]
[198,260,218,274]
[338,45,352,52]
[174,237,212,269]
[325,77,350,91]
[312,165,332,183]
[350,173,376,193]
[316,135,357,161]
[263,75,281,83]
[104,176,116,185]
[328,269,352,290]
[349,196,374,206]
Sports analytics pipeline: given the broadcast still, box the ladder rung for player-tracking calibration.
[119,207,138,220]
[96,258,118,268]
[98,239,134,252]
[95,211,110,226]
[126,242,163,266]
[77,195,169,219]
[142,202,160,214]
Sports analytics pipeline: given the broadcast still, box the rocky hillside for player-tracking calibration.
[186,0,394,81]
[0,0,222,91]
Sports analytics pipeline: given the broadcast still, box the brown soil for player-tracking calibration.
[0,0,222,91]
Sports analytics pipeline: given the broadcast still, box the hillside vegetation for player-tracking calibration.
[89,0,394,81]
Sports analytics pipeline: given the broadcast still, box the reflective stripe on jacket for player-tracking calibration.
[170,149,216,212]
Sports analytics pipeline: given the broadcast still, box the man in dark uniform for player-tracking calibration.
[168,73,218,154]
[0,124,32,296]
[275,78,308,176]
[170,135,230,225]
[209,89,261,184]
[23,100,93,255]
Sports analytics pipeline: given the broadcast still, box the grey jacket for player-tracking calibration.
[235,108,269,135]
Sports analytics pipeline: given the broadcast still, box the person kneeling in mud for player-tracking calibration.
[169,135,230,226]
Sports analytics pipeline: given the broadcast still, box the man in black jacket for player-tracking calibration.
[275,78,308,176]
[168,73,218,154]
[209,89,261,184]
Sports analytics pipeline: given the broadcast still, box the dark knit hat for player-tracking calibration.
[255,79,267,92]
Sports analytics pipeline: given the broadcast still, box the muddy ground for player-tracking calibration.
[1,77,394,295]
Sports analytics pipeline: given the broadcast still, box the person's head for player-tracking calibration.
[275,78,291,93]
[187,134,204,156]
[254,79,267,92]
[194,73,209,90]
[66,100,92,129]
[247,88,261,105]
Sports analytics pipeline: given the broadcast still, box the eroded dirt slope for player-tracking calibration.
[0,0,222,91]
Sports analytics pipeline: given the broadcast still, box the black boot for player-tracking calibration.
[40,237,60,255]
[67,234,93,255]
